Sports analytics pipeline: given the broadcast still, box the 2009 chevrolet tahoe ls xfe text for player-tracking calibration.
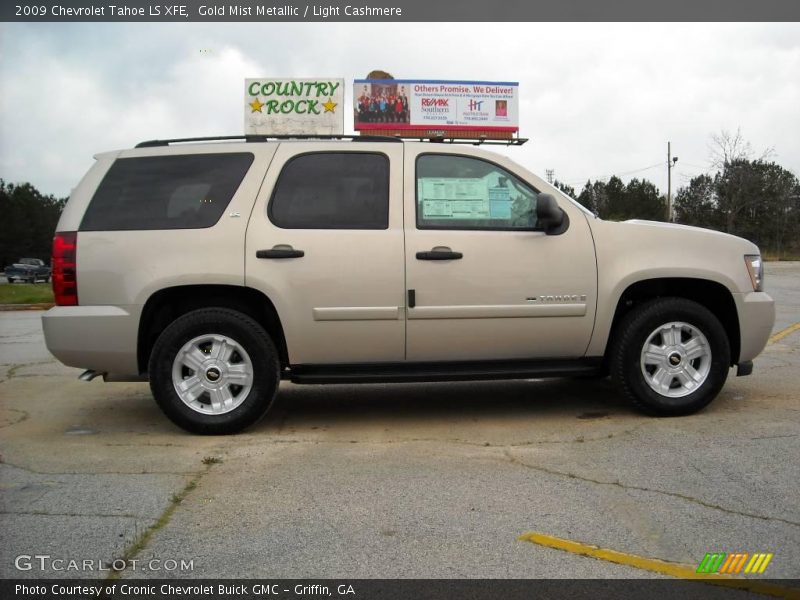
[42,136,775,434]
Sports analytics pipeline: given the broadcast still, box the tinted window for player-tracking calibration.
[416,154,540,230]
[269,153,389,229]
[81,153,254,231]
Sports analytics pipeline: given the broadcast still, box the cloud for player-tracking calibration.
[0,22,798,196]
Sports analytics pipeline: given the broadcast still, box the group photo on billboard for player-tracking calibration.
[354,79,519,133]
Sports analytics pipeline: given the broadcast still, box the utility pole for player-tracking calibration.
[667,142,678,221]
[546,169,554,185]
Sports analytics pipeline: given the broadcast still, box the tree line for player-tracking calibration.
[555,132,800,258]
[0,180,66,269]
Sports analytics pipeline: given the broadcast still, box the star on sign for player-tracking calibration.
[249,98,265,113]
[322,98,337,113]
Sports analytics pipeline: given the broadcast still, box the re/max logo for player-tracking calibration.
[696,552,773,574]
[421,98,449,107]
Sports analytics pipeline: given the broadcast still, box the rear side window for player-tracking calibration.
[80,153,254,231]
[269,153,389,229]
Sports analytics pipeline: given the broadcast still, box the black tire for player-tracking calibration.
[149,308,280,434]
[610,297,730,416]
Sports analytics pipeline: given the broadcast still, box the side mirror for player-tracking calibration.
[536,194,569,235]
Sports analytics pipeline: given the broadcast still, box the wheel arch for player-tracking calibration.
[604,278,741,366]
[137,284,289,375]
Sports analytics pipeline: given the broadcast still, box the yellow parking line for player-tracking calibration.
[518,531,800,599]
[769,322,800,344]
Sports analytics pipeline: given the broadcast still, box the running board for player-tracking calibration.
[288,358,603,385]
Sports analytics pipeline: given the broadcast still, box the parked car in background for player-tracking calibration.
[4,258,51,283]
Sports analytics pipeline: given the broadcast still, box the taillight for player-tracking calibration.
[52,232,78,306]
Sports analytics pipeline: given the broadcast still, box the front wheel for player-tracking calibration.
[149,308,280,434]
[610,298,730,416]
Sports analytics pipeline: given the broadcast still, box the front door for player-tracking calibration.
[403,146,597,362]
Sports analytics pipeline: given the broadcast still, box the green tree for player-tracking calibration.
[717,160,799,254]
[673,158,800,257]
[674,174,719,228]
[603,176,627,220]
[553,180,576,198]
[624,178,665,221]
[575,177,665,221]
[0,180,66,268]
[576,180,606,214]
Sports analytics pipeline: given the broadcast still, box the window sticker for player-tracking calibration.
[488,186,512,219]
[415,154,540,230]
[419,177,494,220]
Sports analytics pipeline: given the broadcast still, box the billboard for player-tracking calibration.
[245,78,344,135]
[353,79,519,134]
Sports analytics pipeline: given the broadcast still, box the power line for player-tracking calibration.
[561,161,663,185]
[618,162,664,177]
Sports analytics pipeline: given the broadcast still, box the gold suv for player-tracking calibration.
[42,136,775,433]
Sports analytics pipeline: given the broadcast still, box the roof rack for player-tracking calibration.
[134,134,528,148]
[408,136,528,147]
[135,134,403,148]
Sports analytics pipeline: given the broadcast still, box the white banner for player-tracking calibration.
[245,78,344,135]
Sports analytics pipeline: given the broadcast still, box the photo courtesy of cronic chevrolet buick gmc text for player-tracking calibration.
[41,135,775,434]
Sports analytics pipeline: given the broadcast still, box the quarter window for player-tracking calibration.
[81,153,254,231]
[269,153,389,229]
[416,154,540,230]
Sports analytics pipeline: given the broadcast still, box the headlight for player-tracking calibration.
[744,254,764,292]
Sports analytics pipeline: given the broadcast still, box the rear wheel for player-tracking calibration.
[149,308,280,434]
[611,298,730,416]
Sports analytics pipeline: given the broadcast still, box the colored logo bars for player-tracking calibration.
[697,552,774,575]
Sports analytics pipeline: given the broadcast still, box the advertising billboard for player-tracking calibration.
[353,79,519,135]
[245,78,345,135]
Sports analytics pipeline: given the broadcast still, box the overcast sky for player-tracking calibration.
[0,22,798,197]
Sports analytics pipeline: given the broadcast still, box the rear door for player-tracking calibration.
[245,142,406,365]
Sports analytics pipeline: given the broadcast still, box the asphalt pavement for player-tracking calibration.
[0,263,798,582]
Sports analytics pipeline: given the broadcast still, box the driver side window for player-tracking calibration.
[415,154,540,230]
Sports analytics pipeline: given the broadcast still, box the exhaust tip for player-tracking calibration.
[78,370,103,382]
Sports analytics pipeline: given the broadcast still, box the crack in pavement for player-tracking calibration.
[107,458,223,580]
[0,408,30,429]
[102,443,191,448]
[236,426,641,449]
[0,360,57,384]
[501,449,800,528]
[0,510,140,519]
[0,460,200,476]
